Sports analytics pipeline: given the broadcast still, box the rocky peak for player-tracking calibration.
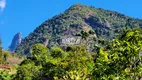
[9,32,22,52]
[70,4,87,10]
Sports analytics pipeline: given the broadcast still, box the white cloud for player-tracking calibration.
[0,0,6,11]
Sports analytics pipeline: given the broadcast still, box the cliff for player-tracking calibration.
[9,32,22,52]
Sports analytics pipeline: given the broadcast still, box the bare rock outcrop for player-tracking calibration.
[9,32,22,52]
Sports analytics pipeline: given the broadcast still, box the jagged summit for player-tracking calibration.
[9,32,22,52]
[15,4,142,55]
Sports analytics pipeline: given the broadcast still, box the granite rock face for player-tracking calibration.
[9,32,22,52]
[59,36,82,46]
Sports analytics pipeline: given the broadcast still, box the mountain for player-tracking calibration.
[9,32,22,52]
[15,4,142,55]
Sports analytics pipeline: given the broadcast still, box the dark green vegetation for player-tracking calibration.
[1,4,142,80]
[15,4,142,55]
[15,45,94,80]
[1,28,140,80]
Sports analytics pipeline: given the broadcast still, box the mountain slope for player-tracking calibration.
[15,4,142,55]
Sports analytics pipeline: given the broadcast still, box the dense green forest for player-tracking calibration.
[0,28,142,80]
[15,4,142,56]
[0,4,142,80]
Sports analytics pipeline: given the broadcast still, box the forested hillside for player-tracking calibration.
[1,28,141,80]
[15,4,142,55]
[0,4,142,80]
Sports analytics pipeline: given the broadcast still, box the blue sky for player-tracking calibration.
[0,0,142,49]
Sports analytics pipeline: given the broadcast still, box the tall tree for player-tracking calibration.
[92,28,142,79]
[15,44,94,80]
